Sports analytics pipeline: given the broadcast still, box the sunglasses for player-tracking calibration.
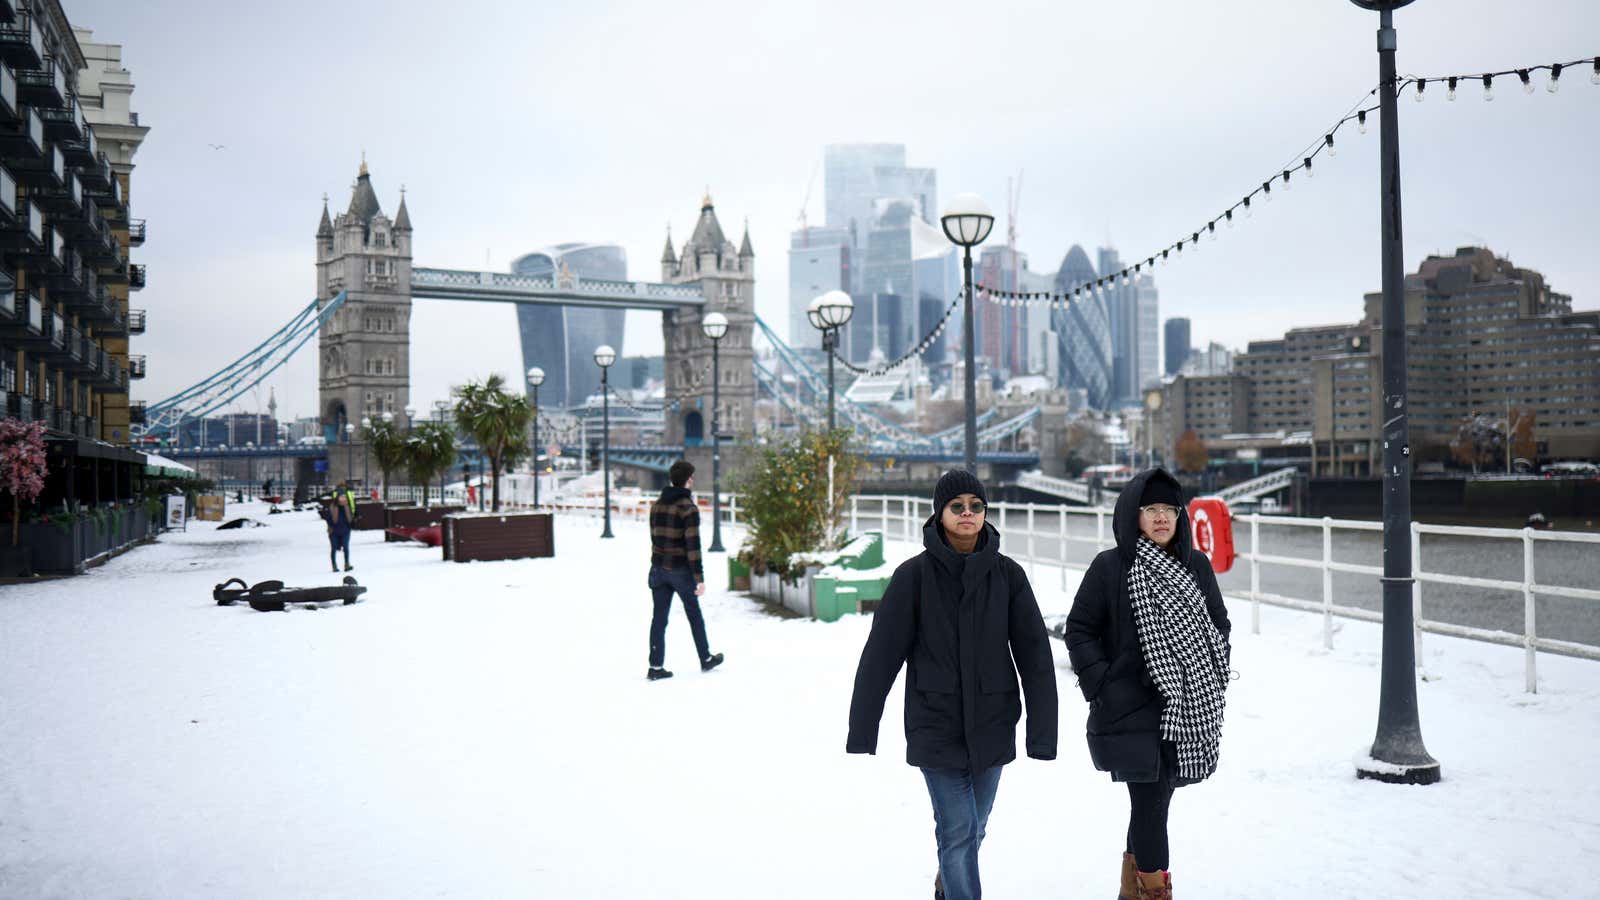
[946,500,987,516]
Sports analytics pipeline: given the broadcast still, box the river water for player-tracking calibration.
[846,502,1600,650]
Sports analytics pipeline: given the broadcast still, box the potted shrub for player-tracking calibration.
[0,419,47,577]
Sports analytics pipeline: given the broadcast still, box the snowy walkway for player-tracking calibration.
[1,504,1595,898]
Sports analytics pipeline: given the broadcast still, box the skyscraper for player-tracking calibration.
[1165,317,1192,376]
[787,225,851,349]
[1134,273,1161,397]
[1098,247,1161,405]
[512,244,628,409]
[1052,245,1113,410]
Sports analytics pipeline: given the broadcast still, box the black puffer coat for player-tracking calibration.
[847,517,1058,770]
[1064,468,1231,782]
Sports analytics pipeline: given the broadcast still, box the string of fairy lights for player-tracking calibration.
[601,359,715,417]
[829,293,961,377]
[971,53,1598,308]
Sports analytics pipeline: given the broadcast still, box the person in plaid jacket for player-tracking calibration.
[645,460,724,681]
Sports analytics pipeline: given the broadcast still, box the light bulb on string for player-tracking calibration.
[1447,76,1458,101]
[1304,157,1314,179]
[1592,58,1600,85]
[1325,133,1336,158]
[1243,197,1252,219]
[1482,73,1494,101]
[1208,221,1217,240]
[1192,231,1201,249]
[1263,181,1273,203]
[1282,170,1292,191]
[1548,63,1562,93]
[1358,110,1367,134]
[1225,209,1235,228]
[1519,69,1533,94]
[1414,79,1426,102]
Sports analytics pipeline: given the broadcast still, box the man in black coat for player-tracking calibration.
[1065,467,1231,899]
[645,460,724,681]
[848,470,1058,900]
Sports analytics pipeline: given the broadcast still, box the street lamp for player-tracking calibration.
[1347,0,1438,786]
[702,312,729,553]
[594,344,617,539]
[527,366,545,509]
[807,290,855,431]
[245,441,254,497]
[941,192,995,475]
[360,415,372,491]
[343,422,354,485]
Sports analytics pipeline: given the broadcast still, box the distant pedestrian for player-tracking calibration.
[645,460,723,681]
[847,469,1058,900]
[1064,468,1232,900]
[321,481,357,572]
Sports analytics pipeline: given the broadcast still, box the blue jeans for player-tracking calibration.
[921,765,1003,900]
[327,527,351,568]
[648,565,710,668]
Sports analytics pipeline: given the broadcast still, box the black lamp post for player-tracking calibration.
[807,290,855,431]
[702,311,729,552]
[343,423,354,485]
[1348,0,1438,786]
[403,405,417,503]
[527,366,544,509]
[595,344,616,538]
[245,441,254,497]
[940,192,996,475]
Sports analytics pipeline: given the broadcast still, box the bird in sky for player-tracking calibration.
[207,143,226,150]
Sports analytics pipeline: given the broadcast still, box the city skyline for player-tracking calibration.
[78,0,1599,420]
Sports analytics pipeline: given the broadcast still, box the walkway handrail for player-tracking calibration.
[1214,466,1298,504]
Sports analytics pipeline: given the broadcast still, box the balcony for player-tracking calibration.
[36,94,78,142]
[127,307,145,334]
[0,15,42,72]
[128,218,145,246]
[127,354,146,380]
[0,288,41,342]
[0,62,15,124]
[0,104,41,163]
[50,249,87,300]
[128,263,145,290]
[76,150,110,192]
[129,400,146,426]
[37,308,66,359]
[29,168,79,215]
[77,334,97,374]
[0,1,16,26]
[16,57,64,109]
[58,122,93,167]
[8,132,62,188]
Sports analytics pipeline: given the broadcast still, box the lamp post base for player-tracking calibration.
[1356,757,1442,785]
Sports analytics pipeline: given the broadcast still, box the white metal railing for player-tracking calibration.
[1014,470,1094,505]
[836,493,1598,693]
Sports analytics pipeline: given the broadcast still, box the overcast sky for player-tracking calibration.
[78,0,1599,422]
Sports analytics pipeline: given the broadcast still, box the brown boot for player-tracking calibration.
[1118,852,1137,900]
[1134,869,1172,900]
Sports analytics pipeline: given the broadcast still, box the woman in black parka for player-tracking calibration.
[1065,468,1231,900]
[848,470,1058,900]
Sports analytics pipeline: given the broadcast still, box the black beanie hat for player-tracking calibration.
[669,460,695,488]
[933,469,986,512]
[1139,474,1183,509]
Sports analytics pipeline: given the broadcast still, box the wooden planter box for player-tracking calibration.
[441,511,554,562]
[384,505,466,542]
[354,500,389,531]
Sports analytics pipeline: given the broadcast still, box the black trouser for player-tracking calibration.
[648,565,710,668]
[1125,743,1178,872]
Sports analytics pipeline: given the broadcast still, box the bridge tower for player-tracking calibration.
[660,194,756,446]
[316,161,414,444]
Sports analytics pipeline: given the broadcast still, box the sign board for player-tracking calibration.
[164,495,188,531]
[1188,497,1236,574]
[194,494,226,522]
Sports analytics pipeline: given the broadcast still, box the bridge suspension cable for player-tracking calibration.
[135,292,350,439]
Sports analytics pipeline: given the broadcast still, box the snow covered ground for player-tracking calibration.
[1,503,1596,898]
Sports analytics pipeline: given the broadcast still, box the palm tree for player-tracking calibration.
[405,421,457,506]
[453,374,533,512]
[367,419,409,501]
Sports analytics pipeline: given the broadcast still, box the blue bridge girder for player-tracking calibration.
[410,268,705,312]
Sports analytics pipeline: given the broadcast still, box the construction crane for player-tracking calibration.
[796,159,819,245]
